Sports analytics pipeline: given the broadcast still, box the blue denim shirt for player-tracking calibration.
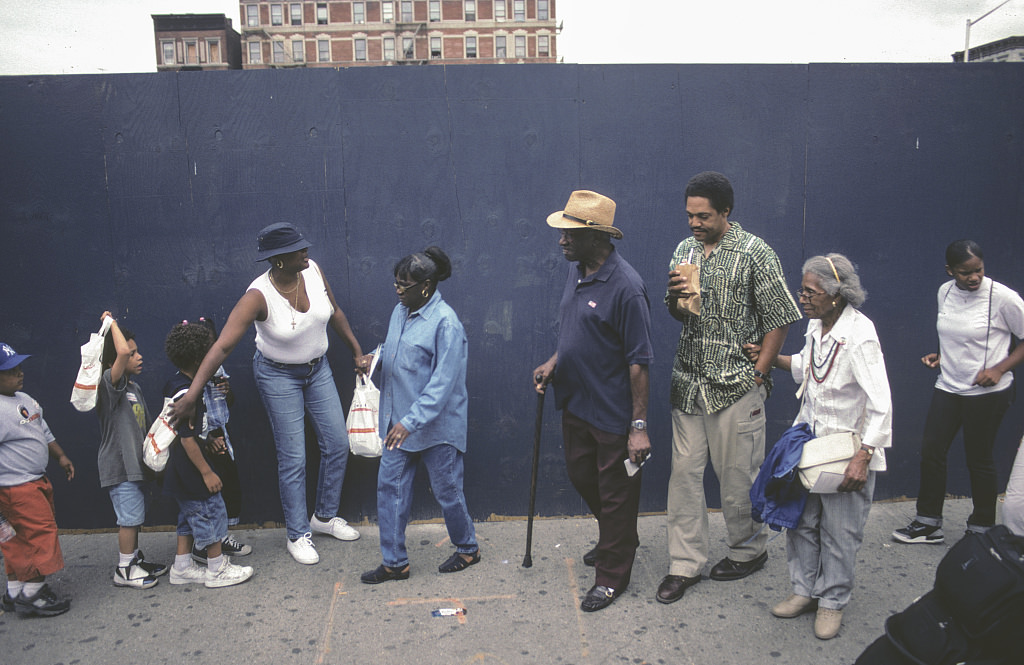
[378,289,468,453]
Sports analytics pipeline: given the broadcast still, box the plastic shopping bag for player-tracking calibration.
[143,388,188,472]
[347,347,382,458]
[70,316,114,412]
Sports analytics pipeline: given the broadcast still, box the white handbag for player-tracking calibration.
[798,431,861,493]
[347,346,383,458]
[143,388,188,472]
[70,316,114,412]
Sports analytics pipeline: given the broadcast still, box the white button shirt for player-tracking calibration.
[789,306,893,472]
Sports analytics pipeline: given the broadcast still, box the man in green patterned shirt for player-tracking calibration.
[656,172,801,605]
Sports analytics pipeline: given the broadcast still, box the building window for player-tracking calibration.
[383,1,394,23]
[353,2,365,23]
[271,4,283,25]
[495,35,506,58]
[249,41,262,63]
[514,34,525,57]
[402,36,415,58]
[465,1,475,21]
[184,39,198,64]
[430,36,441,58]
[401,1,413,22]
[318,39,330,61]
[538,34,548,57]
[384,36,396,60]
[246,4,259,26]
[538,0,548,20]
[513,0,524,21]
[290,3,302,25]
[273,41,285,62]
[429,0,440,21]
[465,35,476,58]
[161,40,176,64]
[207,38,222,63]
[495,2,505,21]
[292,40,304,61]
[317,3,328,24]
[355,38,367,61]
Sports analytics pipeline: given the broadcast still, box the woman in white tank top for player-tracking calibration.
[168,223,369,565]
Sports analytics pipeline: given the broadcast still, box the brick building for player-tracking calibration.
[153,14,243,71]
[952,35,1024,62]
[238,0,558,68]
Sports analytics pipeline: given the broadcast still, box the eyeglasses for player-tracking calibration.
[795,288,827,300]
[394,280,422,295]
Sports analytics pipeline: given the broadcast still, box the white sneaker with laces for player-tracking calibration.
[205,558,254,588]
[169,562,209,585]
[287,533,319,564]
[309,515,360,541]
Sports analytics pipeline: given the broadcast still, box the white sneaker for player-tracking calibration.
[113,562,159,589]
[310,515,360,541]
[205,558,254,588]
[287,533,319,564]
[169,562,209,585]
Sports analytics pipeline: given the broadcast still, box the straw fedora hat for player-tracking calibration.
[546,190,622,239]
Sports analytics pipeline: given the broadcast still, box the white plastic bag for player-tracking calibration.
[70,316,114,412]
[143,389,188,472]
[347,347,382,458]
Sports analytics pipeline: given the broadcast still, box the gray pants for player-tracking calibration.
[666,386,767,577]
[786,472,875,610]
[1004,437,1024,536]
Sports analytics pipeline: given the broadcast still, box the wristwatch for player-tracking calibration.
[753,369,769,380]
[630,419,647,431]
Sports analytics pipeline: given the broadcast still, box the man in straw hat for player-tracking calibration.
[533,190,654,612]
[656,171,801,605]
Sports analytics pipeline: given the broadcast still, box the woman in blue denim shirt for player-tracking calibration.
[360,246,479,583]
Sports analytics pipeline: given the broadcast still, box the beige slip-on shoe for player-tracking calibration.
[771,594,816,618]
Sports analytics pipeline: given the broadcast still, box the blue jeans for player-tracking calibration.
[176,494,228,551]
[377,443,477,568]
[253,351,350,540]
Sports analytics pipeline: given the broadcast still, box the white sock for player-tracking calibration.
[207,555,224,573]
[22,581,44,597]
[7,580,25,598]
[119,552,135,567]
[174,553,192,571]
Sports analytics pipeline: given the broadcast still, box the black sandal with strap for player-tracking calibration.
[438,550,480,573]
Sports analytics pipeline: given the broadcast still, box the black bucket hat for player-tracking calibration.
[255,223,312,261]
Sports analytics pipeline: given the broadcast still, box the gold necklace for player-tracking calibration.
[269,271,303,329]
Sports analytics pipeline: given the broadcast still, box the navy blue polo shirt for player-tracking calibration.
[553,248,654,435]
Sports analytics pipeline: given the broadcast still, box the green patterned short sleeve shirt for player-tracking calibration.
[666,222,801,414]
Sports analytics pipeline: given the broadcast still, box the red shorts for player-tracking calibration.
[0,476,64,580]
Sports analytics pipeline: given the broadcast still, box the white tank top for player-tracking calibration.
[249,259,333,364]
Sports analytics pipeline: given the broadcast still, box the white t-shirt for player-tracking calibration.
[249,259,333,364]
[934,277,1024,396]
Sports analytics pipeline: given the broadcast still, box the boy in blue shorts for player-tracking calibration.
[163,323,253,588]
[96,311,168,589]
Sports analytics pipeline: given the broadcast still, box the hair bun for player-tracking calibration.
[423,246,452,281]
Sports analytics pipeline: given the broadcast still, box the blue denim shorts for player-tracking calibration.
[108,480,148,528]
[175,494,228,550]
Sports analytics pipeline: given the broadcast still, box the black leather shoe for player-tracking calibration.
[709,551,767,581]
[360,564,410,584]
[655,574,701,604]
[582,547,597,567]
[580,585,620,612]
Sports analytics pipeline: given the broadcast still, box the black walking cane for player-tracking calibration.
[522,385,545,568]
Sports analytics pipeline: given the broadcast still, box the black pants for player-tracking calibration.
[916,387,1012,526]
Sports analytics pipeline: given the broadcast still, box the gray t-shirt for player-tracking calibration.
[96,369,151,488]
[0,391,53,487]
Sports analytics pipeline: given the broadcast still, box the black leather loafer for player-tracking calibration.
[580,584,620,612]
[709,551,767,581]
[582,547,597,567]
[360,564,410,584]
[655,574,701,604]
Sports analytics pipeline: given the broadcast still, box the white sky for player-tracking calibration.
[0,0,1022,74]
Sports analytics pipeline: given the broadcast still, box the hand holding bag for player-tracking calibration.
[797,431,860,492]
[70,316,114,412]
[347,346,383,458]
[143,388,188,472]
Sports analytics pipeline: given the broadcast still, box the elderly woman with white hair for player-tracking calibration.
[745,253,892,640]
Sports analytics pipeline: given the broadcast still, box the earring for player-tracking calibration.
[275,260,284,269]
[832,300,837,307]
[421,287,429,298]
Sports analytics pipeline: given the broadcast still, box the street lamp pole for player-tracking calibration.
[964,0,1013,62]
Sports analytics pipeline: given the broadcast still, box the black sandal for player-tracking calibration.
[438,550,481,573]
[360,564,410,584]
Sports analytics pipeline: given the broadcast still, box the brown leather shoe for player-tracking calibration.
[655,574,701,604]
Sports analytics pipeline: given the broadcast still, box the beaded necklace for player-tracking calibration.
[810,337,841,383]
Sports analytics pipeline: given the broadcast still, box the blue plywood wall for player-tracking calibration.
[1,63,1022,529]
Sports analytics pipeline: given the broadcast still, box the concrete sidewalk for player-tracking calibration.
[0,498,980,665]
